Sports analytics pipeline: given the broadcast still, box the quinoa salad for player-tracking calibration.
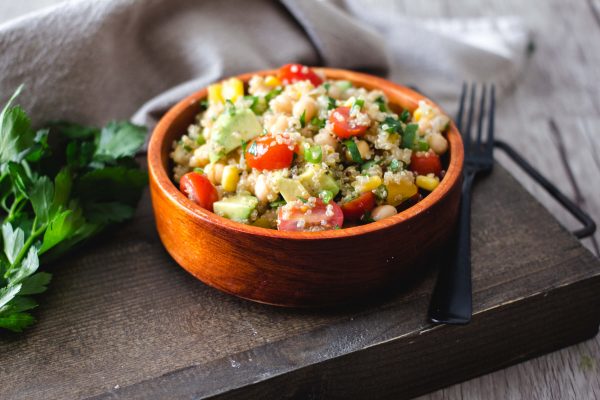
[170,64,450,232]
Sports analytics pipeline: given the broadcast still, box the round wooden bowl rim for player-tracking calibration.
[148,68,464,240]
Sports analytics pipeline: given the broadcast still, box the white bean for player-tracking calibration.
[371,205,398,221]
[313,130,338,149]
[254,174,270,203]
[428,133,448,155]
[356,140,372,160]
[204,162,224,185]
[270,94,293,114]
[292,96,317,122]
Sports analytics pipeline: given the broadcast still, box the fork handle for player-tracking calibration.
[428,171,475,324]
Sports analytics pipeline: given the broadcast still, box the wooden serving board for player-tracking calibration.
[1,164,599,400]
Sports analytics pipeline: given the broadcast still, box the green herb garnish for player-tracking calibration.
[344,140,363,164]
[265,88,283,103]
[0,86,147,332]
[374,185,388,201]
[269,198,286,208]
[327,97,337,110]
[299,110,306,128]
[311,117,326,129]
[352,98,364,112]
[389,159,400,172]
[375,96,387,112]
[193,167,204,174]
[382,116,402,134]
[400,109,410,123]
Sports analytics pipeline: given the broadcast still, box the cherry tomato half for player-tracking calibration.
[180,172,219,211]
[246,135,295,171]
[410,150,442,176]
[329,107,370,139]
[277,199,344,231]
[278,63,323,86]
[341,192,376,221]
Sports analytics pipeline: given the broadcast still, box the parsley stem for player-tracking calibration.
[4,217,46,279]
[5,194,25,223]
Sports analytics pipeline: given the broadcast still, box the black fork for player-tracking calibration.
[428,83,496,325]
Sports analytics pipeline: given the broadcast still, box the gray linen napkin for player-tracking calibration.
[0,0,532,130]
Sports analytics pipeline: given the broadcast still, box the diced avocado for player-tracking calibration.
[209,109,262,162]
[278,178,309,203]
[213,194,258,222]
[298,165,340,197]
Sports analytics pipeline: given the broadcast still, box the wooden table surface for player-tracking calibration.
[2,0,599,399]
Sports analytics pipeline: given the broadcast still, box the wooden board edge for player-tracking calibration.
[89,273,600,400]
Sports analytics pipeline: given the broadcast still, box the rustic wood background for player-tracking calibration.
[1,0,599,399]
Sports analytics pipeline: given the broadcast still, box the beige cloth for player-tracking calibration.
[0,0,532,130]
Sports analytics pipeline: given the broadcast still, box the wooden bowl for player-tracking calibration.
[148,68,463,307]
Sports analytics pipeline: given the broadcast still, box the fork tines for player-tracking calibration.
[456,83,496,156]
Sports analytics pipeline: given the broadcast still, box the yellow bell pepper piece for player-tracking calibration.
[221,78,244,102]
[208,83,223,104]
[416,175,440,192]
[386,180,418,206]
[221,165,240,192]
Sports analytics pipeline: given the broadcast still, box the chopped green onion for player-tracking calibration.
[374,185,388,201]
[416,139,430,151]
[265,87,283,103]
[297,197,308,204]
[389,159,400,172]
[344,140,363,164]
[244,95,266,115]
[299,110,306,128]
[402,123,419,149]
[375,96,387,112]
[200,99,209,109]
[361,160,378,173]
[352,98,365,112]
[327,96,337,110]
[323,82,331,91]
[400,109,410,123]
[319,190,334,204]
[304,144,322,164]
[182,144,192,152]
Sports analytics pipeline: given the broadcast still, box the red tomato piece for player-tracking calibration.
[277,199,344,231]
[329,107,369,138]
[278,63,323,86]
[179,172,219,211]
[410,150,442,176]
[246,135,295,170]
[340,192,376,221]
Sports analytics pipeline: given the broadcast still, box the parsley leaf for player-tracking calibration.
[0,85,35,163]
[0,85,148,333]
[94,121,146,162]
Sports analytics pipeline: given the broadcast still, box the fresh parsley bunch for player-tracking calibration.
[0,86,147,332]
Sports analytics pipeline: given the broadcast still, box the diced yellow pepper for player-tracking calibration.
[208,83,223,104]
[265,76,281,87]
[356,176,382,193]
[416,175,440,192]
[221,165,240,192]
[221,78,244,102]
[413,108,422,122]
[386,180,418,206]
